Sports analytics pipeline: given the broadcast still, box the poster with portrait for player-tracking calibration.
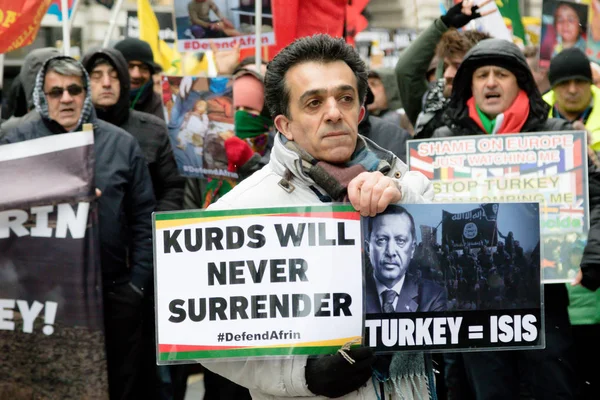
[586,0,600,63]
[163,75,238,180]
[407,132,589,284]
[363,203,544,353]
[173,0,275,52]
[540,0,589,68]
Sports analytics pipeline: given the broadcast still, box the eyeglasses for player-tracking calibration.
[44,84,85,99]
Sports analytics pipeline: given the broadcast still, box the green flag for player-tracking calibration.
[497,0,527,44]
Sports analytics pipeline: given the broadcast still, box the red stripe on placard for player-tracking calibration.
[159,344,247,353]
[273,212,360,220]
[574,138,582,168]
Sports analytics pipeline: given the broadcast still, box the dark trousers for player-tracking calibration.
[203,369,252,400]
[103,282,144,400]
[572,324,600,399]
[462,305,577,399]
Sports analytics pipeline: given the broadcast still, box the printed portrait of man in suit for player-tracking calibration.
[365,205,447,314]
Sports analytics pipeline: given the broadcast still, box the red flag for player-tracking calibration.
[0,0,53,53]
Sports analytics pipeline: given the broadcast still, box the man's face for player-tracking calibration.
[554,79,592,114]
[472,66,520,119]
[89,63,120,107]
[367,77,387,112]
[274,61,365,164]
[128,61,151,89]
[443,55,464,98]
[368,213,416,289]
[44,71,85,131]
[555,5,580,44]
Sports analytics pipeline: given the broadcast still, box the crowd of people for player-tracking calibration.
[2,0,600,399]
[413,237,541,312]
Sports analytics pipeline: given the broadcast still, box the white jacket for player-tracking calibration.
[204,134,434,399]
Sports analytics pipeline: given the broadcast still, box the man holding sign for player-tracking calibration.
[432,38,578,399]
[203,35,434,399]
[0,56,155,400]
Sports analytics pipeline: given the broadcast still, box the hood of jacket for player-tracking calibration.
[82,47,131,126]
[374,68,403,111]
[20,47,62,110]
[32,55,95,133]
[444,38,550,132]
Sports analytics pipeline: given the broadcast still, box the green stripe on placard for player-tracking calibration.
[154,205,355,221]
[159,345,343,361]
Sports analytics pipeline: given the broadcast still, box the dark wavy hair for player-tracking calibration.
[264,34,368,119]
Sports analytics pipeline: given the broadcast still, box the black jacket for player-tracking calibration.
[365,272,446,313]
[82,48,184,211]
[359,112,411,164]
[133,83,165,121]
[581,160,600,291]
[1,56,156,292]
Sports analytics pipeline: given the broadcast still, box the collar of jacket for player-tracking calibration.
[268,133,398,187]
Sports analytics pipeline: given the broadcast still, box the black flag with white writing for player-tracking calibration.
[442,204,499,250]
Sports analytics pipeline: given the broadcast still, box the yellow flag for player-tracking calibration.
[137,0,208,75]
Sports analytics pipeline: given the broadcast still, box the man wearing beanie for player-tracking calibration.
[434,38,581,399]
[543,48,600,150]
[114,37,165,120]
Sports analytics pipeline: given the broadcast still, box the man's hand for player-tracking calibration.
[96,188,102,198]
[441,0,497,29]
[571,269,583,287]
[211,41,241,75]
[348,171,402,217]
[305,347,376,398]
[572,121,600,169]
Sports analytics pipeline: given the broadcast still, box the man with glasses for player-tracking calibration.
[114,37,165,120]
[1,56,156,400]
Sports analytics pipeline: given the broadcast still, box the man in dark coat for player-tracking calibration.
[1,56,156,400]
[114,38,165,120]
[433,38,578,399]
[82,48,184,211]
[82,47,185,399]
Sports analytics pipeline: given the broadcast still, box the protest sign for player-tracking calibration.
[163,75,238,180]
[0,131,109,398]
[154,205,363,362]
[363,203,543,353]
[540,0,589,68]
[173,0,275,52]
[0,0,52,53]
[126,10,176,46]
[407,131,589,283]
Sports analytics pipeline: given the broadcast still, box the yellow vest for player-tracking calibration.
[543,85,600,151]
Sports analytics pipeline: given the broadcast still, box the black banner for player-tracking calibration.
[0,131,109,399]
[442,203,499,250]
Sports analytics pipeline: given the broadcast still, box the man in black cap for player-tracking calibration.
[543,47,600,150]
[114,37,165,120]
